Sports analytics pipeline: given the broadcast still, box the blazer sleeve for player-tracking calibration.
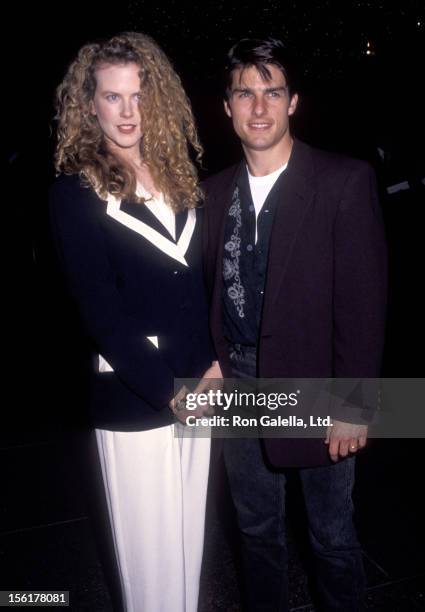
[333,162,388,378]
[49,176,176,411]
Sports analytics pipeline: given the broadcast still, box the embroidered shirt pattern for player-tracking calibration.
[223,186,246,318]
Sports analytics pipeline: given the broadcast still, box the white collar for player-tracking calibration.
[247,162,288,183]
[105,193,195,267]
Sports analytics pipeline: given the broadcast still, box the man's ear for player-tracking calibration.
[288,93,298,116]
[224,98,232,118]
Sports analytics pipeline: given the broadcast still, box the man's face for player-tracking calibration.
[224,64,298,154]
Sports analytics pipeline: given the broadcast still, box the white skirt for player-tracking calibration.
[95,423,211,612]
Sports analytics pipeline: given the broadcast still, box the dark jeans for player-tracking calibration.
[223,344,366,612]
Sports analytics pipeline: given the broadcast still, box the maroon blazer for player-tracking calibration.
[202,138,388,467]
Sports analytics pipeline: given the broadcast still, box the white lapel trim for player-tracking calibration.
[106,194,196,267]
[98,335,159,373]
[178,209,196,257]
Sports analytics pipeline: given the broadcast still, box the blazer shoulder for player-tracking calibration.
[308,143,374,179]
[50,174,100,200]
[49,173,105,220]
[50,172,86,197]
[201,163,240,197]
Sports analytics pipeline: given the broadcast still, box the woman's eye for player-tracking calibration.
[106,94,118,102]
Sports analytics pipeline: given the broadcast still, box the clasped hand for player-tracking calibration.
[169,361,223,424]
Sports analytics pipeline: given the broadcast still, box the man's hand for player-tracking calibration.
[325,419,368,462]
[194,360,223,392]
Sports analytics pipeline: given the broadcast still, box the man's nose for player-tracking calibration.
[252,95,266,116]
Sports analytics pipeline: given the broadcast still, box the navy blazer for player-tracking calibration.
[49,174,214,431]
[203,139,388,467]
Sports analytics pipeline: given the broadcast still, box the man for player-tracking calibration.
[203,38,387,611]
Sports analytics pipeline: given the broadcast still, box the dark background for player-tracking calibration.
[2,2,424,609]
[41,0,425,172]
[22,0,425,426]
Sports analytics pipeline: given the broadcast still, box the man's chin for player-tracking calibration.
[242,139,275,152]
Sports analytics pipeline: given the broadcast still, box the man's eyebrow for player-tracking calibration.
[264,86,287,93]
[231,85,287,94]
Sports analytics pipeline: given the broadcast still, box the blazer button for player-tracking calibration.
[173,270,179,275]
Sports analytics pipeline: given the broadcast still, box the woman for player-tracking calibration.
[50,32,220,612]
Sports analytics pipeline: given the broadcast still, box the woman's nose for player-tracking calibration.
[120,99,134,117]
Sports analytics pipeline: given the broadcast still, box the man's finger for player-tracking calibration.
[338,440,350,458]
[329,439,340,462]
[348,437,358,453]
[324,425,331,444]
[358,436,367,448]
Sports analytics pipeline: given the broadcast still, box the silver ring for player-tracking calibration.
[175,398,187,412]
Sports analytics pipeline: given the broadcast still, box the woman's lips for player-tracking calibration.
[117,125,137,134]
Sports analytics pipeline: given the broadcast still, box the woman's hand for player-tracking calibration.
[169,385,209,425]
[169,361,224,424]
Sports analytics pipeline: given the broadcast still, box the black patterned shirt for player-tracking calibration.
[222,164,284,346]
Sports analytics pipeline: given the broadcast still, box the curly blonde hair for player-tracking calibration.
[54,32,203,210]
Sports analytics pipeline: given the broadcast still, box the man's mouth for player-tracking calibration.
[248,122,272,130]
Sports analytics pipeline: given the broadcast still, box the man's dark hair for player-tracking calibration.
[224,37,297,99]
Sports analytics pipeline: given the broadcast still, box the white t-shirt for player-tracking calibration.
[247,162,288,243]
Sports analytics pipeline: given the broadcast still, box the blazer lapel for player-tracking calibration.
[121,199,173,239]
[261,140,317,331]
[106,194,196,266]
[177,209,197,257]
[175,209,188,243]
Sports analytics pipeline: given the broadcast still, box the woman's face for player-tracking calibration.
[90,62,143,160]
